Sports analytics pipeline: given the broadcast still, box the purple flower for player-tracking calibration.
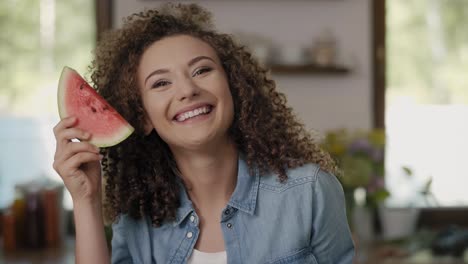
[349,138,372,154]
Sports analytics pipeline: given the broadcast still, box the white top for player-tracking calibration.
[187,249,227,264]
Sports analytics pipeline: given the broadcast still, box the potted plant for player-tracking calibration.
[322,128,390,237]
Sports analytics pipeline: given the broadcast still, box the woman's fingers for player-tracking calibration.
[56,142,100,163]
[53,116,77,138]
[55,152,102,178]
[53,116,91,143]
[53,117,95,160]
[54,128,92,160]
[57,127,91,144]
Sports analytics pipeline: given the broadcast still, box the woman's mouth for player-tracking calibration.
[174,105,213,122]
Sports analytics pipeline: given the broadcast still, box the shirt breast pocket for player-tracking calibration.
[265,247,318,264]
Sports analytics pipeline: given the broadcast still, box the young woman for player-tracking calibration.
[53,3,354,264]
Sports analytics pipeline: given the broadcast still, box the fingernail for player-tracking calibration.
[99,154,104,160]
[84,132,90,138]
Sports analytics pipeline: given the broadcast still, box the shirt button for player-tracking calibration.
[226,223,233,229]
[187,232,193,239]
[190,215,196,222]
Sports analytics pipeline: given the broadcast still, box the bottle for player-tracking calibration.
[2,209,16,252]
[42,188,60,247]
[12,186,26,249]
[24,188,45,249]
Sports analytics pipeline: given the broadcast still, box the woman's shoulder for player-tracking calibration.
[111,213,153,231]
[259,162,338,192]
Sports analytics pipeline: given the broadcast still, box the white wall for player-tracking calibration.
[113,0,372,134]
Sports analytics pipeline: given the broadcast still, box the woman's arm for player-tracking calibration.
[310,169,355,263]
[73,200,110,264]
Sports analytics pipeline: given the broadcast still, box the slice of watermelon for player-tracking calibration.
[57,66,134,147]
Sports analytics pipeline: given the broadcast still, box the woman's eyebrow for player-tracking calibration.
[188,55,215,67]
[144,56,215,86]
[145,68,170,86]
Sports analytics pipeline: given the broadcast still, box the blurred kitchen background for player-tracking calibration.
[1,0,468,263]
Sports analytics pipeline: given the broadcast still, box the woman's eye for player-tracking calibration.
[152,80,170,89]
[193,67,212,77]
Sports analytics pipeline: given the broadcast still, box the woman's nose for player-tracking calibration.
[177,77,200,101]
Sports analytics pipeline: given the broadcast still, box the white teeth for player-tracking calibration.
[176,105,211,122]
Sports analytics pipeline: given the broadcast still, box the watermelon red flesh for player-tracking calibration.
[58,66,134,147]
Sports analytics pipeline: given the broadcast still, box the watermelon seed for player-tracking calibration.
[80,83,84,90]
[103,105,109,111]
[91,107,97,113]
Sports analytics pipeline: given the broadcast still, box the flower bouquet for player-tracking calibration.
[322,129,390,209]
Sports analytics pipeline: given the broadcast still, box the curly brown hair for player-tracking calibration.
[90,3,337,227]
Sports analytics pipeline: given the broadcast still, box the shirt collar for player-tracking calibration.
[174,179,194,226]
[227,154,260,215]
[173,154,260,226]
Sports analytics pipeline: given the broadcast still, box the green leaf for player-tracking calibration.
[420,177,433,195]
[369,189,390,205]
[402,166,413,177]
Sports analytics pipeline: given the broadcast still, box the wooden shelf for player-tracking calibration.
[269,63,350,75]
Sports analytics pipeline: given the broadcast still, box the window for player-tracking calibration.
[385,0,468,207]
[0,0,95,209]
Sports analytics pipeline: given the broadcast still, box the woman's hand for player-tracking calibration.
[53,116,103,205]
[53,116,110,264]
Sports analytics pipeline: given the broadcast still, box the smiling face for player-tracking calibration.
[137,34,234,151]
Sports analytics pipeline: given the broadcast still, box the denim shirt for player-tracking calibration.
[111,157,355,264]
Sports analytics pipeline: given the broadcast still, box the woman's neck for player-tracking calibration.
[171,138,238,212]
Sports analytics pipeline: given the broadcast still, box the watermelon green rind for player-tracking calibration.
[89,125,134,148]
[57,66,134,147]
[57,67,72,119]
